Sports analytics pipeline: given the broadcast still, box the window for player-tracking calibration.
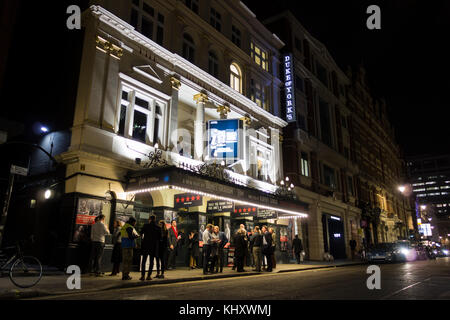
[319,99,332,147]
[344,147,350,159]
[130,0,164,45]
[210,7,221,32]
[323,165,336,189]
[347,176,354,195]
[341,116,347,128]
[301,152,309,177]
[298,114,306,131]
[295,37,302,51]
[295,75,304,92]
[184,0,199,14]
[182,34,195,63]
[250,42,269,72]
[316,61,328,87]
[232,25,241,48]
[250,79,268,111]
[230,63,242,93]
[118,82,165,146]
[208,51,219,78]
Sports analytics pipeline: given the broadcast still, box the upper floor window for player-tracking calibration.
[250,79,268,111]
[295,37,302,52]
[184,0,199,14]
[347,176,354,195]
[118,82,166,146]
[130,0,164,45]
[210,7,221,32]
[230,63,242,93]
[323,164,336,189]
[250,42,269,72]
[316,61,328,87]
[208,51,219,78]
[182,33,195,63]
[232,25,241,48]
[301,152,309,177]
[295,75,304,92]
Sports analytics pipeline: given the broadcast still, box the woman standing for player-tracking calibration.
[156,220,169,279]
[209,227,220,273]
[188,230,200,269]
[109,220,123,276]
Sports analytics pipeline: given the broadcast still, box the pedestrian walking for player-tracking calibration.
[140,215,161,281]
[233,229,248,272]
[156,220,169,279]
[121,217,139,280]
[109,220,123,276]
[293,235,303,264]
[89,214,110,276]
[202,224,213,275]
[210,226,220,273]
[250,226,263,272]
[188,230,200,269]
[261,226,273,272]
[214,226,228,273]
[168,220,181,270]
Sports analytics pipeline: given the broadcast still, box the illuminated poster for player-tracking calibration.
[73,198,104,243]
[207,119,243,160]
[174,193,203,209]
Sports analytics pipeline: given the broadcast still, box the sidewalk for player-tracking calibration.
[0,260,366,300]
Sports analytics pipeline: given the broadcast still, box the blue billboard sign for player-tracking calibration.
[207,119,243,160]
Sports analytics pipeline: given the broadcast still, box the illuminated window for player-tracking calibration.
[182,33,195,63]
[208,51,219,78]
[118,81,166,146]
[425,181,436,185]
[416,194,426,197]
[441,186,450,189]
[413,188,425,192]
[130,0,164,45]
[250,42,269,71]
[230,63,242,93]
[301,152,309,177]
[323,165,336,189]
[413,183,424,186]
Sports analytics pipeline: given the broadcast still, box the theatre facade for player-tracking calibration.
[56,3,308,269]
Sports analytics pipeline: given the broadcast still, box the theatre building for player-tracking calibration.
[55,1,308,270]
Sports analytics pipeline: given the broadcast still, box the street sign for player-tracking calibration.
[10,165,28,176]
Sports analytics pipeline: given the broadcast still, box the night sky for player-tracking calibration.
[243,0,450,157]
[1,1,449,156]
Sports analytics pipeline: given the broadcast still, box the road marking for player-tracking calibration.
[29,267,337,300]
[380,277,431,299]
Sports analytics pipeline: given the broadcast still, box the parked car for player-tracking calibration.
[394,240,417,262]
[367,243,405,263]
[434,247,449,257]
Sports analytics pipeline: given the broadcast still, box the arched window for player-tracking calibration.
[208,51,219,78]
[182,33,195,63]
[230,63,242,93]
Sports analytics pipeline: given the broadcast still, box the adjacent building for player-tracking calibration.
[407,154,450,244]
[263,11,414,260]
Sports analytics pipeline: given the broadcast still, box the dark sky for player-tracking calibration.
[243,0,450,157]
[1,1,449,156]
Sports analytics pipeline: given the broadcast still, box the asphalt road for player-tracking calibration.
[32,258,450,300]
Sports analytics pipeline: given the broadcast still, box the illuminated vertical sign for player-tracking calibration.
[283,54,296,122]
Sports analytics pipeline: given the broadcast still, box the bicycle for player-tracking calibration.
[0,241,43,288]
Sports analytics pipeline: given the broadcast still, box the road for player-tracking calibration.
[31,258,450,300]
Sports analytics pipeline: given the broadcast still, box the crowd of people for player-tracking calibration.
[89,215,306,281]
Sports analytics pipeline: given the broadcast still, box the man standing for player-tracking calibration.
[250,226,263,272]
[202,224,213,275]
[90,214,110,276]
[121,217,139,280]
[214,226,228,273]
[140,215,161,281]
[261,226,273,272]
[293,235,303,264]
[168,220,181,270]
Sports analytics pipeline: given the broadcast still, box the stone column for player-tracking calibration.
[169,77,181,150]
[193,93,208,161]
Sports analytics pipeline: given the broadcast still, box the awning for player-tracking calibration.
[125,166,308,218]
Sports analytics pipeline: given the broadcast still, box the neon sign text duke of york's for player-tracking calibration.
[283,54,296,122]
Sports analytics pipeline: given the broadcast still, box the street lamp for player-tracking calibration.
[420,205,427,210]
[398,186,406,193]
[40,126,49,133]
[44,189,52,200]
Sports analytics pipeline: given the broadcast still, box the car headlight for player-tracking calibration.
[433,250,438,254]
[400,248,409,255]
[443,250,449,255]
